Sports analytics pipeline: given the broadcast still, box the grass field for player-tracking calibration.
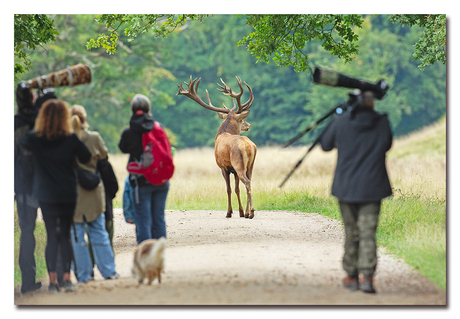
[14,117,446,288]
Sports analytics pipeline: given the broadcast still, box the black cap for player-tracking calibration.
[16,82,34,112]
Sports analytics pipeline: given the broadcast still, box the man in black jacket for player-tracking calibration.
[320,91,393,294]
[15,86,59,293]
[14,84,41,294]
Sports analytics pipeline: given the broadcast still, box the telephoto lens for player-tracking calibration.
[313,67,389,99]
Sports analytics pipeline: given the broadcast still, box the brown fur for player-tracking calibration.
[216,111,257,219]
[176,76,257,218]
[132,237,166,285]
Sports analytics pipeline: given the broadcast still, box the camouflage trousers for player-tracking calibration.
[339,201,381,277]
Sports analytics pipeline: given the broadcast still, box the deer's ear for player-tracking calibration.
[236,110,250,119]
[218,112,228,119]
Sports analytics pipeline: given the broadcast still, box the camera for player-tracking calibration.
[280,68,389,188]
[313,67,389,100]
[21,64,92,90]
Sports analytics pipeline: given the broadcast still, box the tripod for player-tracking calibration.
[279,94,361,188]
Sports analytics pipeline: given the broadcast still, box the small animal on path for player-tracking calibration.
[132,237,166,285]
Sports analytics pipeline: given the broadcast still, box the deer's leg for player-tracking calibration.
[221,169,233,218]
[246,159,255,219]
[237,173,253,219]
[234,174,245,217]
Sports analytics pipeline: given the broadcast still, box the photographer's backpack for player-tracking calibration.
[127,121,175,185]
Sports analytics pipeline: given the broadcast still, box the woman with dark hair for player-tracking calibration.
[118,94,170,243]
[20,99,91,293]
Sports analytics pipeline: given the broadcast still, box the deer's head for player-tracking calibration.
[176,76,254,136]
[217,109,251,134]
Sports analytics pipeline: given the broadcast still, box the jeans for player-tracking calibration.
[16,193,39,290]
[339,201,381,277]
[87,217,114,267]
[71,213,117,282]
[133,182,169,244]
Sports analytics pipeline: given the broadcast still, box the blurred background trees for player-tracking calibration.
[14,14,446,152]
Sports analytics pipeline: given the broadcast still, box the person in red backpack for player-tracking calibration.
[118,94,170,243]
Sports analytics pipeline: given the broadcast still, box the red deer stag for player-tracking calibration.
[176,76,257,219]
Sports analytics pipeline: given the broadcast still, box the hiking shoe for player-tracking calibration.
[64,280,77,292]
[48,283,60,294]
[342,276,359,292]
[21,282,42,294]
[105,273,120,280]
[361,276,376,294]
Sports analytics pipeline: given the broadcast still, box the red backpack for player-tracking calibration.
[127,121,175,185]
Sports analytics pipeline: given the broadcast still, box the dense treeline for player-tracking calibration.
[15,14,446,152]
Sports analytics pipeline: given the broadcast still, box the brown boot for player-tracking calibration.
[361,275,376,293]
[343,276,359,292]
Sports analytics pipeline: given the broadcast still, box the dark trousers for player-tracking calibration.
[16,193,39,290]
[39,202,76,274]
[339,201,381,277]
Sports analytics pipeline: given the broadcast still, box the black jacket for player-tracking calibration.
[14,91,57,195]
[20,132,91,203]
[14,112,38,194]
[320,107,393,202]
[118,111,155,186]
[98,157,119,220]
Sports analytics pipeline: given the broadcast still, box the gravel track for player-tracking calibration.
[14,208,446,305]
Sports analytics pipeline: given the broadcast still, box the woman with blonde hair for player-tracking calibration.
[20,99,91,293]
[70,105,119,283]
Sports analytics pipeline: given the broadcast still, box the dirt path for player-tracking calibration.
[14,209,446,305]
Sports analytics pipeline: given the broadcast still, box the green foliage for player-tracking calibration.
[86,14,446,73]
[239,14,363,72]
[389,14,446,70]
[150,15,445,148]
[17,14,182,152]
[301,16,446,137]
[15,14,446,150]
[14,14,59,82]
[87,14,208,54]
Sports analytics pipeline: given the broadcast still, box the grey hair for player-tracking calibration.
[131,94,151,113]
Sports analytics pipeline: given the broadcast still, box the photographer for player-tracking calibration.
[20,99,92,293]
[320,90,393,294]
[14,84,41,294]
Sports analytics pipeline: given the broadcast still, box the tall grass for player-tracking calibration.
[107,118,447,289]
[379,197,446,288]
[14,118,446,289]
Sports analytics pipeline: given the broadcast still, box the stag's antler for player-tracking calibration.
[176,76,231,113]
[217,76,254,113]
